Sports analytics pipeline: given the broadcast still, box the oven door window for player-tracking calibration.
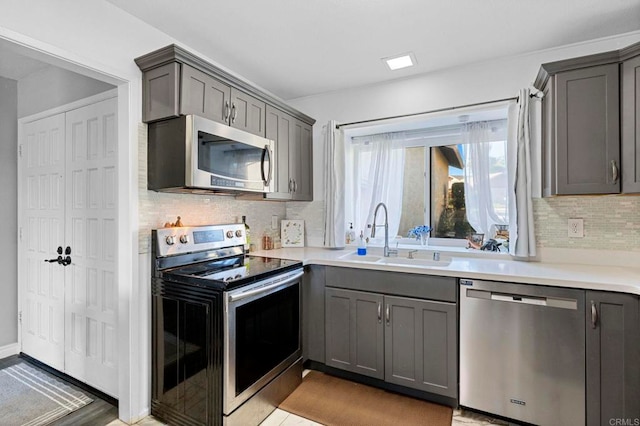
[234,283,299,396]
[198,131,264,181]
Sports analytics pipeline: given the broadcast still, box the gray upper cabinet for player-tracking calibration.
[265,106,293,200]
[229,88,266,136]
[135,44,315,136]
[622,53,640,193]
[556,64,620,194]
[181,65,231,125]
[586,291,640,425]
[264,106,314,201]
[543,64,620,195]
[535,41,640,196]
[142,63,180,123]
[325,287,384,379]
[292,120,313,201]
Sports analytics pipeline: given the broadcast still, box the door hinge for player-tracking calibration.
[19,227,22,242]
[18,144,22,158]
[18,311,22,324]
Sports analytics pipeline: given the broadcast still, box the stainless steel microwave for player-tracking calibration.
[147,115,274,194]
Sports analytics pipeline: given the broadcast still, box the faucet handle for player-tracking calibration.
[388,249,398,257]
[407,249,418,259]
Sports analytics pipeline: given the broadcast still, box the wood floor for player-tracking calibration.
[0,354,119,426]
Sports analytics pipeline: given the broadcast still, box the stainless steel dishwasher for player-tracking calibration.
[459,279,585,426]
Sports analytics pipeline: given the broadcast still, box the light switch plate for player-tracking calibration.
[568,218,584,238]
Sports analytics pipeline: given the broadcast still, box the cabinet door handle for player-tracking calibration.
[611,160,619,184]
[224,100,230,121]
[377,302,382,323]
[293,179,297,192]
[385,304,390,325]
[231,103,237,123]
[591,300,598,329]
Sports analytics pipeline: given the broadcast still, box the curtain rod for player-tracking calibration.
[335,94,539,129]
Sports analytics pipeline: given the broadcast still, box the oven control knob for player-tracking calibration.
[226,230,234,239]
[179,234,189,244]
[235,230,243,238]
[165,235,176,246]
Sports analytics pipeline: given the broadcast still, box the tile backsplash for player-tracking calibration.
[138,124,285,254]
[533,196,640,252]
[138,123,640,253]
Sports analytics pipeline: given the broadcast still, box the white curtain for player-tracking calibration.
[346,133,405,241]
[507,89,537,258]
[323,120,345,248]
[462,122,508,237]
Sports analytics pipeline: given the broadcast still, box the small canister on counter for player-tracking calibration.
[262,230,273,250]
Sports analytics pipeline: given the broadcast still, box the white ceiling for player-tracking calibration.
[106,0,640,100]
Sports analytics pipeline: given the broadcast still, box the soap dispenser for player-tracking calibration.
[357,230,367,256]
[346,222,355,244]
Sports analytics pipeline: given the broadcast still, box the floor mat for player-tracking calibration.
[0,361,93,426]
[279,370,452,426]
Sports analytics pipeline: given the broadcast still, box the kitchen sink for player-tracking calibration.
[379,255,452,267]
[338,252,383,263]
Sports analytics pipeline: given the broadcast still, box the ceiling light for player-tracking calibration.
[383,52,416,71]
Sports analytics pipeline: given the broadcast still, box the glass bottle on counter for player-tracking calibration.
[242,215,250,253]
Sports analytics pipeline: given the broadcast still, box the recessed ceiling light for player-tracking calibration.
[383,52,416,71]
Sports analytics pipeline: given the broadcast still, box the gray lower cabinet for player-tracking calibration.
[264,105,313,201]
[325,288,384,379]
[384,296,457,398]
[302,265,326,363]
[325,283,457,398]
[586,291,640,426]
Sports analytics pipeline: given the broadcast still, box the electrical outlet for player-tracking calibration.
[568,218,584,238]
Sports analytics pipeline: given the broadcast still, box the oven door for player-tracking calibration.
[188,115,274,193]
[223,268,303,415]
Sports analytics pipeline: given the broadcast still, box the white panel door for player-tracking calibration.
[64,97,118,397]
[20,113,66,371]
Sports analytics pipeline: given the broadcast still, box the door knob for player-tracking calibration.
[57,246,63,255]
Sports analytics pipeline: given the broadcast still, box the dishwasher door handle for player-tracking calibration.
[491,294,547,306]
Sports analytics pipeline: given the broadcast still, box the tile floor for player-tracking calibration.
[107,408,505,426]
[109,369,505,426]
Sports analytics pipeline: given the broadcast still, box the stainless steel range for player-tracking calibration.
[150,223,303,426]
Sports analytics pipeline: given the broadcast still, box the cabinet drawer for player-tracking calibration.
[325,266,456,302]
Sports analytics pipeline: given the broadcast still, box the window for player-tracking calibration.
[344,107,509,246]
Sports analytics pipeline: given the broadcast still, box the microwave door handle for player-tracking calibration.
[261,145,272,186]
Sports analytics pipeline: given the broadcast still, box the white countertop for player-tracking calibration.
[252,246,640,295]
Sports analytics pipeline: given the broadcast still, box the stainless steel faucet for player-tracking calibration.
[371,202,397,257]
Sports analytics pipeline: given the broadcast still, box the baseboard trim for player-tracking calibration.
[0,343,20,360]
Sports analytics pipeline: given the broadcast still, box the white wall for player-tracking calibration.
[18,66,114,118]
[0,76,18,347]
[287,31,640,247]
[0,2,299,421]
